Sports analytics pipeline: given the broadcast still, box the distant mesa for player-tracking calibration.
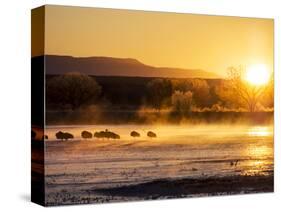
[33,55,218,79]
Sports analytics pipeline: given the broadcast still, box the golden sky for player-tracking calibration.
[40,5,273,77]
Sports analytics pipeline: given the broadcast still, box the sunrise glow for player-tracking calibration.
[245,64,270,85]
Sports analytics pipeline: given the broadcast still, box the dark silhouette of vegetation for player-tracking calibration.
[130,131,140,138]
[146,79,172,110]
[45,72,273,126]
[47,75,270,113]
[147,131,157,138]
[171,90,193,114]
[81,131,92,139]
[172,79,211,107]
[55,131,74,140]
[216,66,271,112]
[47,73,101,110]
[261,73,274,108]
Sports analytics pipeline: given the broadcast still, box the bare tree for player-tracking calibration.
[217,66,269,112]
[261,73,274,108]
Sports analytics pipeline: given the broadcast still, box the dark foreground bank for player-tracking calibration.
[94,174,274,198]
[46,174,273,206]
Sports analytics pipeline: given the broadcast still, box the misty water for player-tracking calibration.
[44,124,273,196]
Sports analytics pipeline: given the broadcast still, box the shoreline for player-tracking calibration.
[93,174,274,198]
[46,111,274,126]
[46,174,273,206]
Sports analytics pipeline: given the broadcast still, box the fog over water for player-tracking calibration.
[45,124,273,184]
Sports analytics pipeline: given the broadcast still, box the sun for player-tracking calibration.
[245,64,270,85]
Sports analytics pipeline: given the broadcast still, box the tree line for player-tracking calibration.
[46,67,273,113]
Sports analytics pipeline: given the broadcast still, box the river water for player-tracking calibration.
[44,124,273,204]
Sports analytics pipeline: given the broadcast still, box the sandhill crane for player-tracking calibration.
[94,129,120,139]
[230,160,239,167]
[55,131,74,141]
[130,131,140,138]
[81,130,92,139]
[147,131,157,138]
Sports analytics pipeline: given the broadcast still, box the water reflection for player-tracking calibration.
[242,127,273,176]
[247,126,271,137]
[45,125,274,178]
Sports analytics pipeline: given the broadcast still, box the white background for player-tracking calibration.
[0,0,280,211]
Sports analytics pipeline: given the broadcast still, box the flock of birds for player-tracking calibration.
[32,129,240,168]
[51,129,157,141]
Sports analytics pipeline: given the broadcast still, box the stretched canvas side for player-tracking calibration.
[31,6,46,206]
